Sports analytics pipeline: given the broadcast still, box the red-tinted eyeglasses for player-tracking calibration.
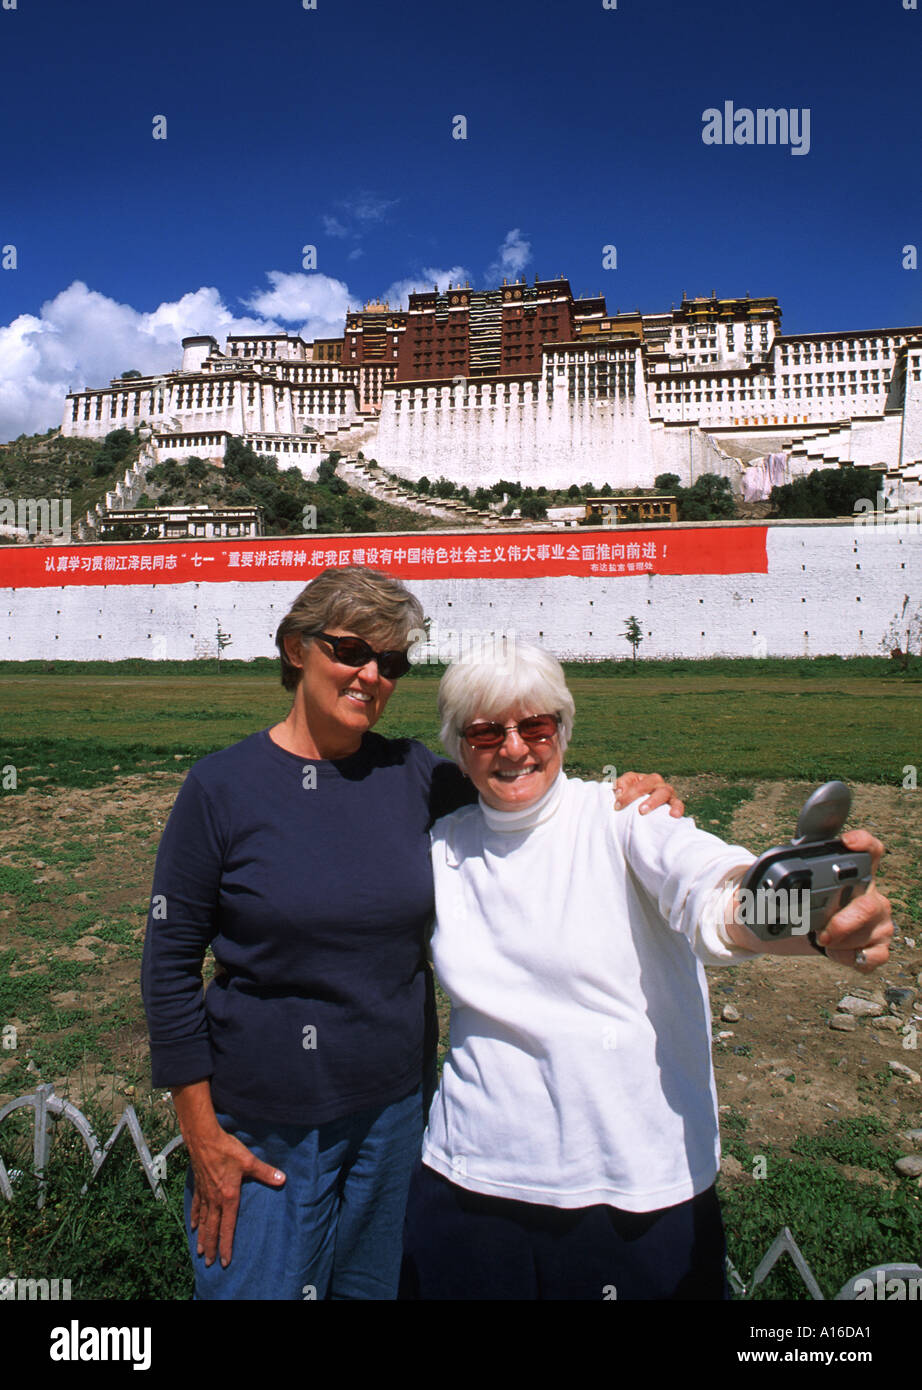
[313,632,412,680]
[460,714,560,749]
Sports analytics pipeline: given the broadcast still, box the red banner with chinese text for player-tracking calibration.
[0,528,768,589]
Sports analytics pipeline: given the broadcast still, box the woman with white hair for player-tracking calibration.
[401,642,893,1300]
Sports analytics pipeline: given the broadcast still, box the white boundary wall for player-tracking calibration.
[2,522,918,661]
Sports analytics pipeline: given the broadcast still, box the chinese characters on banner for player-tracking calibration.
[0,529,769,589]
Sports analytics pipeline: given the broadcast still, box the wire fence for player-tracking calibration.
[0,1082,183,1207]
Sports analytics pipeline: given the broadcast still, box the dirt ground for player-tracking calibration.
[0,773,186,1109]
[1,773,920,1169]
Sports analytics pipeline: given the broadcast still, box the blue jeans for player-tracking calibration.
[185,1086,423,1300]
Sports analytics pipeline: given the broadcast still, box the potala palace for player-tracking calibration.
[61,281,922,501]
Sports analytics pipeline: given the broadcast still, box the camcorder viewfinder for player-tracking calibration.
[737,781,872,944]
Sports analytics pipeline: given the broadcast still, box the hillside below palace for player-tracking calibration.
[61,280,922,499]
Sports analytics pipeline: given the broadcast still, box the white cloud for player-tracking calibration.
[0,280,283,441]
[487,228,532,284]
[242,271,356,337]
[345,193,398,224]
[323,215,349,238]
[379,265,470,309]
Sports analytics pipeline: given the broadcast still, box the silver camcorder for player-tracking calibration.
[737,781,872,944]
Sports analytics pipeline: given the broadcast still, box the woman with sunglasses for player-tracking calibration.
[400,641,893,1300]
[142,566,681,1300]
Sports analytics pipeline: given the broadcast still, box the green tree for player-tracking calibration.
[91,427,138,475]
[271,492,304,530]
[881,598,922,672]
[679,473,736,521]
[184,456,208,482]
[315,454,347,496]
[769,466,877,519]
[224,437,264,481]
[623,616,643,669]
[216,621,233,666]
[340,500,363,530]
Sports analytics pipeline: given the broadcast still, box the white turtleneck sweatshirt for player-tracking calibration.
[422,772,758,1212]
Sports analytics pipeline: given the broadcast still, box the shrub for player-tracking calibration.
[770,466,878,519]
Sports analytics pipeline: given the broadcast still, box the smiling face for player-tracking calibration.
[284,627,399,757]
[460,705,563,811]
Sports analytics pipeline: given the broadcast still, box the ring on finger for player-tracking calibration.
[855,949,867,966]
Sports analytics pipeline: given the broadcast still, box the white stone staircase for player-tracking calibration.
[310,412,382,458]
[335,456,505,527]
[78,437,158,540]
[786,419,855,472]
[784,416,922,507]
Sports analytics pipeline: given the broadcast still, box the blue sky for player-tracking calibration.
[0,0,920,439]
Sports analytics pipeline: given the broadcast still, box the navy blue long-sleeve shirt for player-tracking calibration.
[141,728,475,1126]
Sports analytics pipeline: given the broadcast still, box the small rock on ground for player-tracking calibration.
[888,1060,921,1084]
[837,995,884,1017]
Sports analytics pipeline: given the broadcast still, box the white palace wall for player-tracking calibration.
[375,383,774,491]
[1,523,918,662]
[375,378,662,491]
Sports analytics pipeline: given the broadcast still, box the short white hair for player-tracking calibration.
[438,640,575,764]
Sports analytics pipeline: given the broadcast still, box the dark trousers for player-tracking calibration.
[400,1162,728,1301]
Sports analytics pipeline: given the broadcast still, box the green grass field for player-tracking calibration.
[0,657,920,1301]
[1,656,918,788]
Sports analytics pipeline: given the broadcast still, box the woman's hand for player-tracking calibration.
[613,771,684,818]
[173,1081,286,1268]
[814,829,893,972]
[724,830,893,972]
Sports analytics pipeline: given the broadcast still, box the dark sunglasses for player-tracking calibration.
[460,714,560,749]
[313,632,411,680]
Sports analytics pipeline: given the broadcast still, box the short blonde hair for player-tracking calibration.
[438,640,575,764]
[274,567,425,690]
